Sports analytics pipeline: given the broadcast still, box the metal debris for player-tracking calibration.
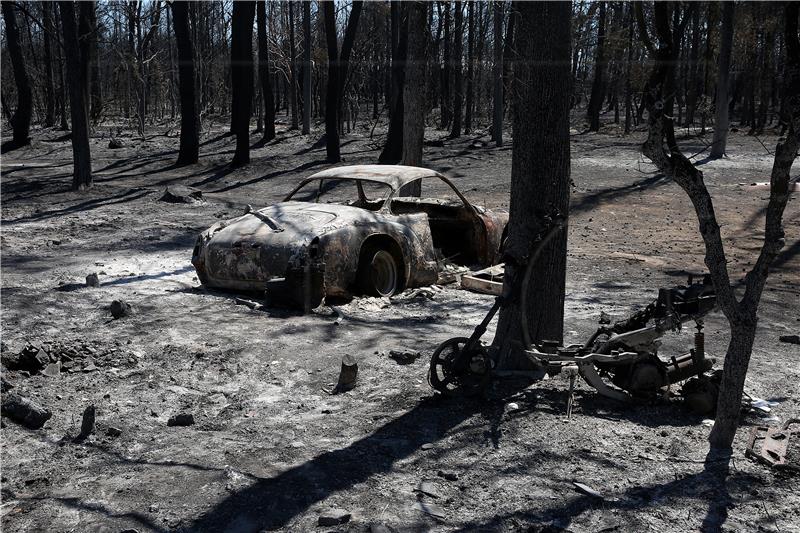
[746,419,799,472]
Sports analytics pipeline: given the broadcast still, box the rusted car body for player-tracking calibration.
[192,165,508,307]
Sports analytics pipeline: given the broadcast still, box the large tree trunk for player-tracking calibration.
[587,1,606,132]
[172,1,199,165]
[464,0,475,135]
[710,2,734,159]
[449,1,464,138]
[2,2,33,148]
[492,0,503,146]
[59,1,92,190]
[230,1,256,167]
[42,2,56,128]
[492,0,571,370]
[257,0,276,142]
[401,1,427,186]
[302,0,312,135]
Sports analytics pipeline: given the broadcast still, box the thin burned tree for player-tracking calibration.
[449,1,464,138]
[257,0,276,142]
[302,0,312,135]
[492,1,571,370]
[2,2,33,149]
[59,1,93,190]
[288,1,299,131]
[492,0,503,146]
[379,2,408,164]
[42,2,56,128]
[171,0,199,165]
[464,0,475,135]
[640,2,799,452]
[710,2,735,159]
[322,0,363,163]
[230,1,256,167]
[586,1,606,132]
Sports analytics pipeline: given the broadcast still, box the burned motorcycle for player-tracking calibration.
[429,219,720,408]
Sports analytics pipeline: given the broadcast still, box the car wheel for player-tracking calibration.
[358,245,400,297]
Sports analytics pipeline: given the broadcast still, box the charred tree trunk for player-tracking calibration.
[172,1,199,165]
[258,0,276,141]
[322,0,363,163]
[492,0,503,146]
[288,1,299,130]
[492,1,571,370]
[685,6,701,126]
[449,1,464,138]
[624,2,634,134]
[2,2,33,148]
[710,2,734,159]
[302,0,312,135]
[401,1,427,185]
[59,1,92,190]
[441,1,452,129]
[42,2,56,128]
[464,0,475,134]
[379,3,408,164]
[587,2,606,132]
[230,1,256,167]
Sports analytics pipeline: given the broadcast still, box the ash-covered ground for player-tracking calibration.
[1,118,798,532]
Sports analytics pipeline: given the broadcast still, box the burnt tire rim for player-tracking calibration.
[369,250,398,297]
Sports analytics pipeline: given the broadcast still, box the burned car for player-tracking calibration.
[192,165,508,308]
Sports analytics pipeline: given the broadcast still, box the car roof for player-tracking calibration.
[307,165,445,191]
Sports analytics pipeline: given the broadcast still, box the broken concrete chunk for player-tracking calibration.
[41,362,61,378]
[318,508,351,526]
[779,335,800,345]
[6,345,51,373]
[2,392,52,429]
[159,186,203,204]
[86,273,100,287]
[110,300,132,319]
[167,413,195,427]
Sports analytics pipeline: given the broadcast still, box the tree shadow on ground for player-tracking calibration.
[208,159,328,193]
[571,173,671,215]
[451,450,749,533]
[186,395,479,531]
[1,188,155,225]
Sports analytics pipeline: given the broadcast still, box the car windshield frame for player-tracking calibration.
[283,177,395,209]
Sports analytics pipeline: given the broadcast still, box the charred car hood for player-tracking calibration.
[200,202,381,283]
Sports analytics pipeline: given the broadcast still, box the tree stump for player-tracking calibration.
[335,355,358,393]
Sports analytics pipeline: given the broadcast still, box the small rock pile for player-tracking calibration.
[2,339,139,376]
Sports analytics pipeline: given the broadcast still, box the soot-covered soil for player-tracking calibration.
[1,117,799,532]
